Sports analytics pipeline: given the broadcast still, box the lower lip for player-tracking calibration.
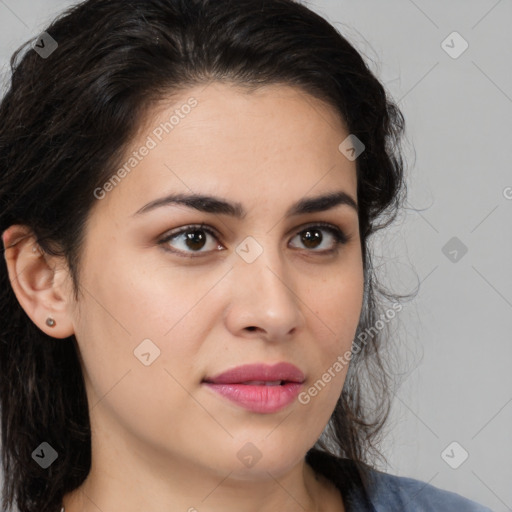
[202,382,303,413]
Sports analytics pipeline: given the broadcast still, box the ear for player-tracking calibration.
[2,224,75,339]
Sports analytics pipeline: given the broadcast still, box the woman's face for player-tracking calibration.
[59,82,364,479]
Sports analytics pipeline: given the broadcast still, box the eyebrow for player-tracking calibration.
[132,190,358,218]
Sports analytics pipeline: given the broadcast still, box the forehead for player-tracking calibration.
[92,82,357,221]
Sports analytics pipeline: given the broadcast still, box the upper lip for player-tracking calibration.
[203,362,305,384]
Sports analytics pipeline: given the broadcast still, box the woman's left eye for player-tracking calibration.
[158,222,348,258]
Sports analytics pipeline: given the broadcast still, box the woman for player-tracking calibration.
[0,0,493,511]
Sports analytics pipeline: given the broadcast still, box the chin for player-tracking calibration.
[211,437,309,481]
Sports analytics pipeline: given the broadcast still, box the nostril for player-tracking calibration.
[246,326,257,332]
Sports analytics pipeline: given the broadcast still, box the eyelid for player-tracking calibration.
[157,221,349,258]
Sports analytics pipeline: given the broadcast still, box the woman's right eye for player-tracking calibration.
[158,224,224,258]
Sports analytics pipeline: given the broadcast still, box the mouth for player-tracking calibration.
[228,380,285,386]
[203,379,295,385]
[203,362,306,385]
[202,362,305,414]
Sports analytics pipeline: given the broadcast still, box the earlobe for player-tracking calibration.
[2,225,75,339]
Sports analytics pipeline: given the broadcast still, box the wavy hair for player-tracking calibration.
[0,1,409,510]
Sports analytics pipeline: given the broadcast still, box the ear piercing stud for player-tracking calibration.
[46,317,56,327]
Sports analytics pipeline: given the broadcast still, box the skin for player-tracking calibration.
[3,82,364,512]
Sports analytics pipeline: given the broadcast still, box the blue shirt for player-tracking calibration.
[306,448,494,511]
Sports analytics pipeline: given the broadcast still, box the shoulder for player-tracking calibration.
[305,448,493,512]
[360,466,494,512]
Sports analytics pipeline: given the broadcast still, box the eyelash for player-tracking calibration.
[157,222,349,259]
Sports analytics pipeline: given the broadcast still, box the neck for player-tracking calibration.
[61,459,343,512]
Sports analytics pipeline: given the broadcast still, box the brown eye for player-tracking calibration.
[181,229,208,251]
[289,223,348,253]
[300,228,323,249]
[159,224,222,257]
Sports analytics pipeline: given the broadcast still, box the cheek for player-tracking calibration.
[308,264,364,341]
[304,265,364,396]
[73,291,204,448]
[72,257,208,416]
[79,245,223,344]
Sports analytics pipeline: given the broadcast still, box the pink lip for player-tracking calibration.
[202,362,305,414]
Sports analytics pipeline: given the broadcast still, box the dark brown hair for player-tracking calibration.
[0,1,409,510]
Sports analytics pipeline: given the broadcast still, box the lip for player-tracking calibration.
[204,362,305,385]
[202,362,305,414]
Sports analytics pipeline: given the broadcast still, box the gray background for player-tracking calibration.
[1,1,511,511]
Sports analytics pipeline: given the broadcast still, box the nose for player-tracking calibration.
[223,240,306,341]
